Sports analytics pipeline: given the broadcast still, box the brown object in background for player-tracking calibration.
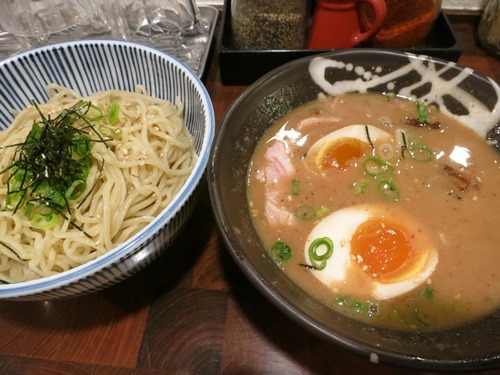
[358,0,439,48]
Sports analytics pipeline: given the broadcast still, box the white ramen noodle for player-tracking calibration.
[0,84,196,283]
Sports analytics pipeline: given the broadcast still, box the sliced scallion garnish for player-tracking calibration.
[315,206,329,218]
[417,101,430,124]
[308,237,333,270]
[336,295,381,317]
[362,157,394,177]
[32,210,58,229]
[291,178,300,196]
[409,144,433,162]
[270,241,292,262]
[377,176,400,202]
[108,101,120,125]
[294,205,317,220]
[420,285,435,300]
[353,178,370,195]
[0,100,111,236]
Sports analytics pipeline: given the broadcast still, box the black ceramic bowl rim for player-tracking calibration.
[208,49,500,372]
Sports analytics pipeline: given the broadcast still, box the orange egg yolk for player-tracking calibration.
[351,218,416,283]
[316,138,370,170]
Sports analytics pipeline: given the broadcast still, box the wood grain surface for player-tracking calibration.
[0,13,498,375]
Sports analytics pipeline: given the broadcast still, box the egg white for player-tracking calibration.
[304,204,438,300]
[307,124,393,161]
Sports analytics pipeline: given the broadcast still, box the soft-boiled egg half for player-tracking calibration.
[306,124,393,170]
[304,204,438,300]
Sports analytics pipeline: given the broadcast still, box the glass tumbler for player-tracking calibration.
[106,0,204,51]
[0,0,111,49]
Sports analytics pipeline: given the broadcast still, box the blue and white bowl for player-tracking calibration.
[0,40,215,300]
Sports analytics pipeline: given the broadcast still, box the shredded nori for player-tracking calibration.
[0,100,111,236]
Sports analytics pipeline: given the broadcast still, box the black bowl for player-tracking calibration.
[208,49,500,371]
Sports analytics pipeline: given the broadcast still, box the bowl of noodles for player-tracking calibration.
[208,49,500,371]
[0,40,214,300]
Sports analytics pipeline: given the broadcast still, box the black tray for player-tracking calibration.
[218,0,462,85]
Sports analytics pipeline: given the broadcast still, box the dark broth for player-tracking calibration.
[247,93,500,331]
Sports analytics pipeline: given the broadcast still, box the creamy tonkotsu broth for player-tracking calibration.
[247,93,500,332]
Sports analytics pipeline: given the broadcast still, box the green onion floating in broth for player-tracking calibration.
[409,144,433,162]
[417,101,430,124]
[336,295,381,317]
[353,178,370,195]
[291,178,300,196]
[295,205,329,220]
[362,157,395,177]
[377,176,400,202]
[315,206,329,218]
[376,142,395,161]
[295,205,316,220]
[270,241,292,262]
[420,285,435,300]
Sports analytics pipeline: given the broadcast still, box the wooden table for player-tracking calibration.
[0,13,498,375]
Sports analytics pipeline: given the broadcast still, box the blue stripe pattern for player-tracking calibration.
[0,40,215,300]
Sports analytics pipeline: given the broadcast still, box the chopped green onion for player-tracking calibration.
[65,179,87,201]
[291,178,300,196]
[270,241,292,262]
[99,124,122,137]
[24,202,35,217]
[315,206,329,218]
[335,295,381,317]
[38,204,53,216]
[108,101,120,125]
[336,295,348,305]
[5,190,25,211]
[32,181,66,207]
[362,157,394,176]
[377,177,399,202]
[24,124,43,156]
[32,210,58,229]
[74,158,92,180]
[417,101,430,124]
[308,237,334,270]
[410,145,433,162]
[295,205,317,220]
[10,167,32,185]
[414,306,430,327]
[0,100,108,237]
[72,135,92,157]
[87,103,105,122]
[376,142,395,161]
[420,285,435,300]
[354,178,370,195]
[295,205,329,220]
